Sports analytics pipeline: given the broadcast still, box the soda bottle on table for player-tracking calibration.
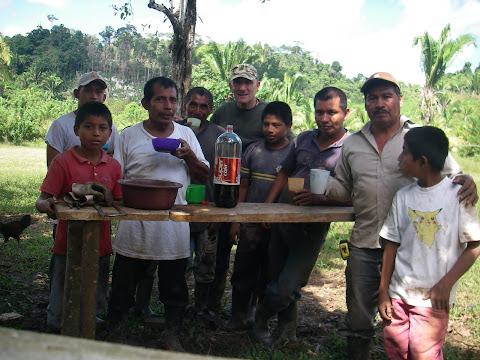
[213,125,242,208]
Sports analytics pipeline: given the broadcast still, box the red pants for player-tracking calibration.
[383,298,448,360]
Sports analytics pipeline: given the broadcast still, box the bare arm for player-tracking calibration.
[378,238,399,321]
[423,241,480,311]
[36,191,57,219]
[265,168,290,203]
[174,139,209,183]
[230,178,249,243]
[46,144,60,168]
[293,189,352,206]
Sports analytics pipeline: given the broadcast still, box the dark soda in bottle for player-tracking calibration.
[213,125,242,208]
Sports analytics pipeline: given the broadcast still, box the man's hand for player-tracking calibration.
[422,278,451,312]
[453,174,478,205]
[292,189,329,206]
[40,198,57,219]
[230,222,240,245]
[172,139,194,161]
[378,290,393,321]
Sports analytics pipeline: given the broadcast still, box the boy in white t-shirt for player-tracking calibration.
[378,126,480,359]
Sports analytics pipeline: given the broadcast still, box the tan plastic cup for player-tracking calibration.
[288,177,304,204]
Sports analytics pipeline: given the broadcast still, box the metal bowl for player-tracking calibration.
[118,179,183,210]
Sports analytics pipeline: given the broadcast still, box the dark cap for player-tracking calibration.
[361,72,400,93]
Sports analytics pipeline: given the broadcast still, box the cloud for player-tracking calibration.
[28,0,68,8]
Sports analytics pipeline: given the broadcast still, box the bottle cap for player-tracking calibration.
[201,201,208,205]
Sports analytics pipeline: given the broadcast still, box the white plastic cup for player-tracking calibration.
[187,117,201,133]
[310,169,330,194]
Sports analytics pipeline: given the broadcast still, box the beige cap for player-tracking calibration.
[230,64,258,82]
[77,71,107,89]
[361,72,399,93]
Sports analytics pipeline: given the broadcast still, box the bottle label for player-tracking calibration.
[213,157,241,185]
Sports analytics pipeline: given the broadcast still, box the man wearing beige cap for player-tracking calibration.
[45,71,119,167]
[325,72,477,359]
[44,71,120,330]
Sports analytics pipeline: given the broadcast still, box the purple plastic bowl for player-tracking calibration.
[118,179,183,210]
[152,138,181,153]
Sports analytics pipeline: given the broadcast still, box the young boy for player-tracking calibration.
[108,76,209,351]
[36,101,122,332]
[252,87,351,345]
[378,126,480,359]
[225,101,294,330]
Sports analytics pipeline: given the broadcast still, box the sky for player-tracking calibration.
[0,0,479,85]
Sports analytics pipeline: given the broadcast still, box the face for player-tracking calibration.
[74,81,107,107]
[397,142,421,178]
[184,93,212,122]
[74,115,111,151]
[315,96,349,138]
[365,84,403,130]
[262,114,291,147]
[141,83,178,126]
[228,77,260,109]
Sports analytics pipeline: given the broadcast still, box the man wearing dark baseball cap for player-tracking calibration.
[325,72,477,359]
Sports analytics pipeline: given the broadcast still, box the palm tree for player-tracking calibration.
[413,24,476,123]
[0,34,13,82]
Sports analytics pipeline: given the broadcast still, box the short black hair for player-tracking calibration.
[75,101,112,129]
[185,87,213,107]
[261,101,292,126]
[314,87,348,113]
[143,77,178,102]
[404,126,449,172]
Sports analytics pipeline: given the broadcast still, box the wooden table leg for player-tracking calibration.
[62,220,101,339]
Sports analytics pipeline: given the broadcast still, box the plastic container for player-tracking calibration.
[213,125,242,208]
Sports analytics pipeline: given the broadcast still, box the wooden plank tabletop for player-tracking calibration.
[55,202,354,223]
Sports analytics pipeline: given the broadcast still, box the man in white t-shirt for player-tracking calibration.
[44,71,119,167]
[108,76,209,351]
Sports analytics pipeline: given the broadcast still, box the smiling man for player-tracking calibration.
[325,72,478,359]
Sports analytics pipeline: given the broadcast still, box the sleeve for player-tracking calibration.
[442,153,462,178]
[113,128,128,175]
[39,156,67,198]
[458,201,480,244]
[186,129,209,168]
[44,118,66,152]
[379,192,402,244]
[325,146,353,201]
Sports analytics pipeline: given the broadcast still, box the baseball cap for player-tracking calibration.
[77,71,107,89]
[361,72,399,93]
[230,64,258,82]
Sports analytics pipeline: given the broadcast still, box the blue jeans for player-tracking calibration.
[338,245,383,340]
[263,222,329,314]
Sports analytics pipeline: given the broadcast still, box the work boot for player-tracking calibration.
[347,336,371,360]
[224,289,253,330]
[134,277,157,318]
[250,302,274,346]
[163,307,185,352]
[276,302,298,344]
[207,268,228,312]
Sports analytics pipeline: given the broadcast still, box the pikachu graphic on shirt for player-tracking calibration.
[408,208,442,247]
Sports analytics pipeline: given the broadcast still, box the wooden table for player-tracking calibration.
[54,202,354,339]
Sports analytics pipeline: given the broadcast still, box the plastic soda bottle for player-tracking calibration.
[213,125,242,208]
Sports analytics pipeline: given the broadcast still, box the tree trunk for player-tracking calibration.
[148,0,197,117]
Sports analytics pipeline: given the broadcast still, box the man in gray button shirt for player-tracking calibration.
[326,72,478,359]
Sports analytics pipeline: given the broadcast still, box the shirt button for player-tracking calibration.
[94,173,97,176]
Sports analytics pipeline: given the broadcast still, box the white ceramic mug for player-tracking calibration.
[310,169,330,194]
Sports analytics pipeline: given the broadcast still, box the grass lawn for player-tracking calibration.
[0,144,479,359]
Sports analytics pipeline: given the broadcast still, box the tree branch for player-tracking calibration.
[148,0,181,30]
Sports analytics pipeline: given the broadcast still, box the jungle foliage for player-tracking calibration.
[0,24,479,155]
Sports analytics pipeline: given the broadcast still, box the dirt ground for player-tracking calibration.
[1,219,479,359]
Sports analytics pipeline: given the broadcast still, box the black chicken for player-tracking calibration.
[0,215,31,244]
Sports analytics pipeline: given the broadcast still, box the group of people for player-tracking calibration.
[35,65,480,359]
